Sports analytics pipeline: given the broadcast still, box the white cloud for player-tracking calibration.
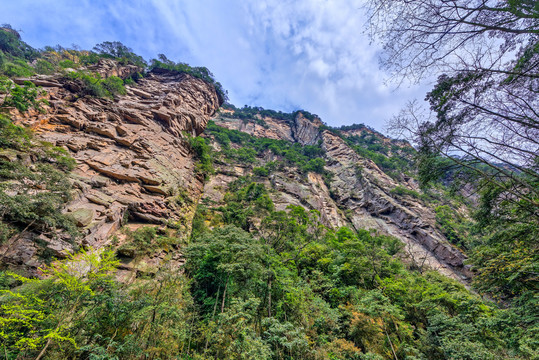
[1,0,431,129]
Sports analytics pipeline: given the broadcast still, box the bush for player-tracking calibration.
[66,71,126,98]
[0,26,39,60]
[188,136,214,179]
[206,121,330,177]
[34,59,55,74]
[0,79,48,112]
[118,226,177,257]
[2,59,35,77]
[58,59,76,68]
[390,185,421,199]
[253,166,269,177]
[93,41,147,68]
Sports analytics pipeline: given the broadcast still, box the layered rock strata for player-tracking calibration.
[1,63,220,270]
[210,113,469,281]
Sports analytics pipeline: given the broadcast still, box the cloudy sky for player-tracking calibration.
[2,0,430,130]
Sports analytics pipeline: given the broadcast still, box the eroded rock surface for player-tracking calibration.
[211,114,470,281]
[1,63,220,271]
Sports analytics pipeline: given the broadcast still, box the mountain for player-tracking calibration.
[0,29,536,360]
[1,60,469,283]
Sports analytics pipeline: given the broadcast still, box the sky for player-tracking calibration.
[1,0,431,130]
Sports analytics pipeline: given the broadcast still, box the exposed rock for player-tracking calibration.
[210,115,470,282]
[87,58,142,79]
[68,208,94,227]
[1,61,220,272]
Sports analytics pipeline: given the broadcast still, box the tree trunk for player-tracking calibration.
[221,276,229,313]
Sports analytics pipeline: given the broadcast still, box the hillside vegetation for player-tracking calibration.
[0,21,537,360]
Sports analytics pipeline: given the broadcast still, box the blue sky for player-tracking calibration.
[2,0,430,130]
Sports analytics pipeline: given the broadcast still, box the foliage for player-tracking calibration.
[93,41,147,68]
[188,135,214,179]
[0,114,76,245]
[0,26,39,60]
[34,59,55,74]
[367,0,539,307]
[117,226,178,257]
[150,54,227,104]
[389,185,421,199]
[0,250,118,358]
[65,70,126,98]
[206,120,330,177]
[434,205,472,249]
[0,78,48,112]
[221,103,318,124]
[218,179,274,230]
[179,202,532,359]
[334,128,416,180]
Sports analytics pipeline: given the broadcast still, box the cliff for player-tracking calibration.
[206,111,470,281]
[0,60,220,274]
[0,60,468,282]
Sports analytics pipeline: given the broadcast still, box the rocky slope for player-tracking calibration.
[206,112,470,281]
[1,61,468,282]
[0,60,220,273]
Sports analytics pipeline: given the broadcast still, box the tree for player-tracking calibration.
[366,0,538,210]
[0,249,118,359]
[365,0,538,81]
[366,0,539,302]
[93,41,147,67]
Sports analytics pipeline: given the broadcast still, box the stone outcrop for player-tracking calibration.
[210,114,470,281]
[1,63,220,271]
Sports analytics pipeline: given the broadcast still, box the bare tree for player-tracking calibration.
[366,0,539,219]
[365,0,538,82]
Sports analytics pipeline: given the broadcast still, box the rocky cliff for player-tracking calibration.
[1,61,468,282]
[206,112,470,281]
[0,60,220,273]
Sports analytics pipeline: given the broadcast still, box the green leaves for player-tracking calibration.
[65,71,127,98]
[150,55,227,104]
[0,79,48,113]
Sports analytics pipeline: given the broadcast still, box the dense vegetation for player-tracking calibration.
[1,187,536,359]
[365,0,538,308]
[205,120,330,180]
[217,105,416,181]
[338,129,415,181]
[0,26,226,103]
[221,103,318,123]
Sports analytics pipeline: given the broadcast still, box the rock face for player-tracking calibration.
[1,62,220,271]
[0,60,468,282]
[210,114,470,281]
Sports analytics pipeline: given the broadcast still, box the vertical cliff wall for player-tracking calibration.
[0,62,220,271]
[207,113,470,282]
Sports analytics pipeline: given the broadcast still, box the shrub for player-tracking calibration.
[0,79,48,112]
[0,26,39,60]
[188,136,214,179]
[58,59,76,68]
[253,166,269,177]
[66,71,126,98]
[2,59,35,77]
[0,114,31,149]
[118,226,177,257]
[390,185,421,199]
[93,41,147,68]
